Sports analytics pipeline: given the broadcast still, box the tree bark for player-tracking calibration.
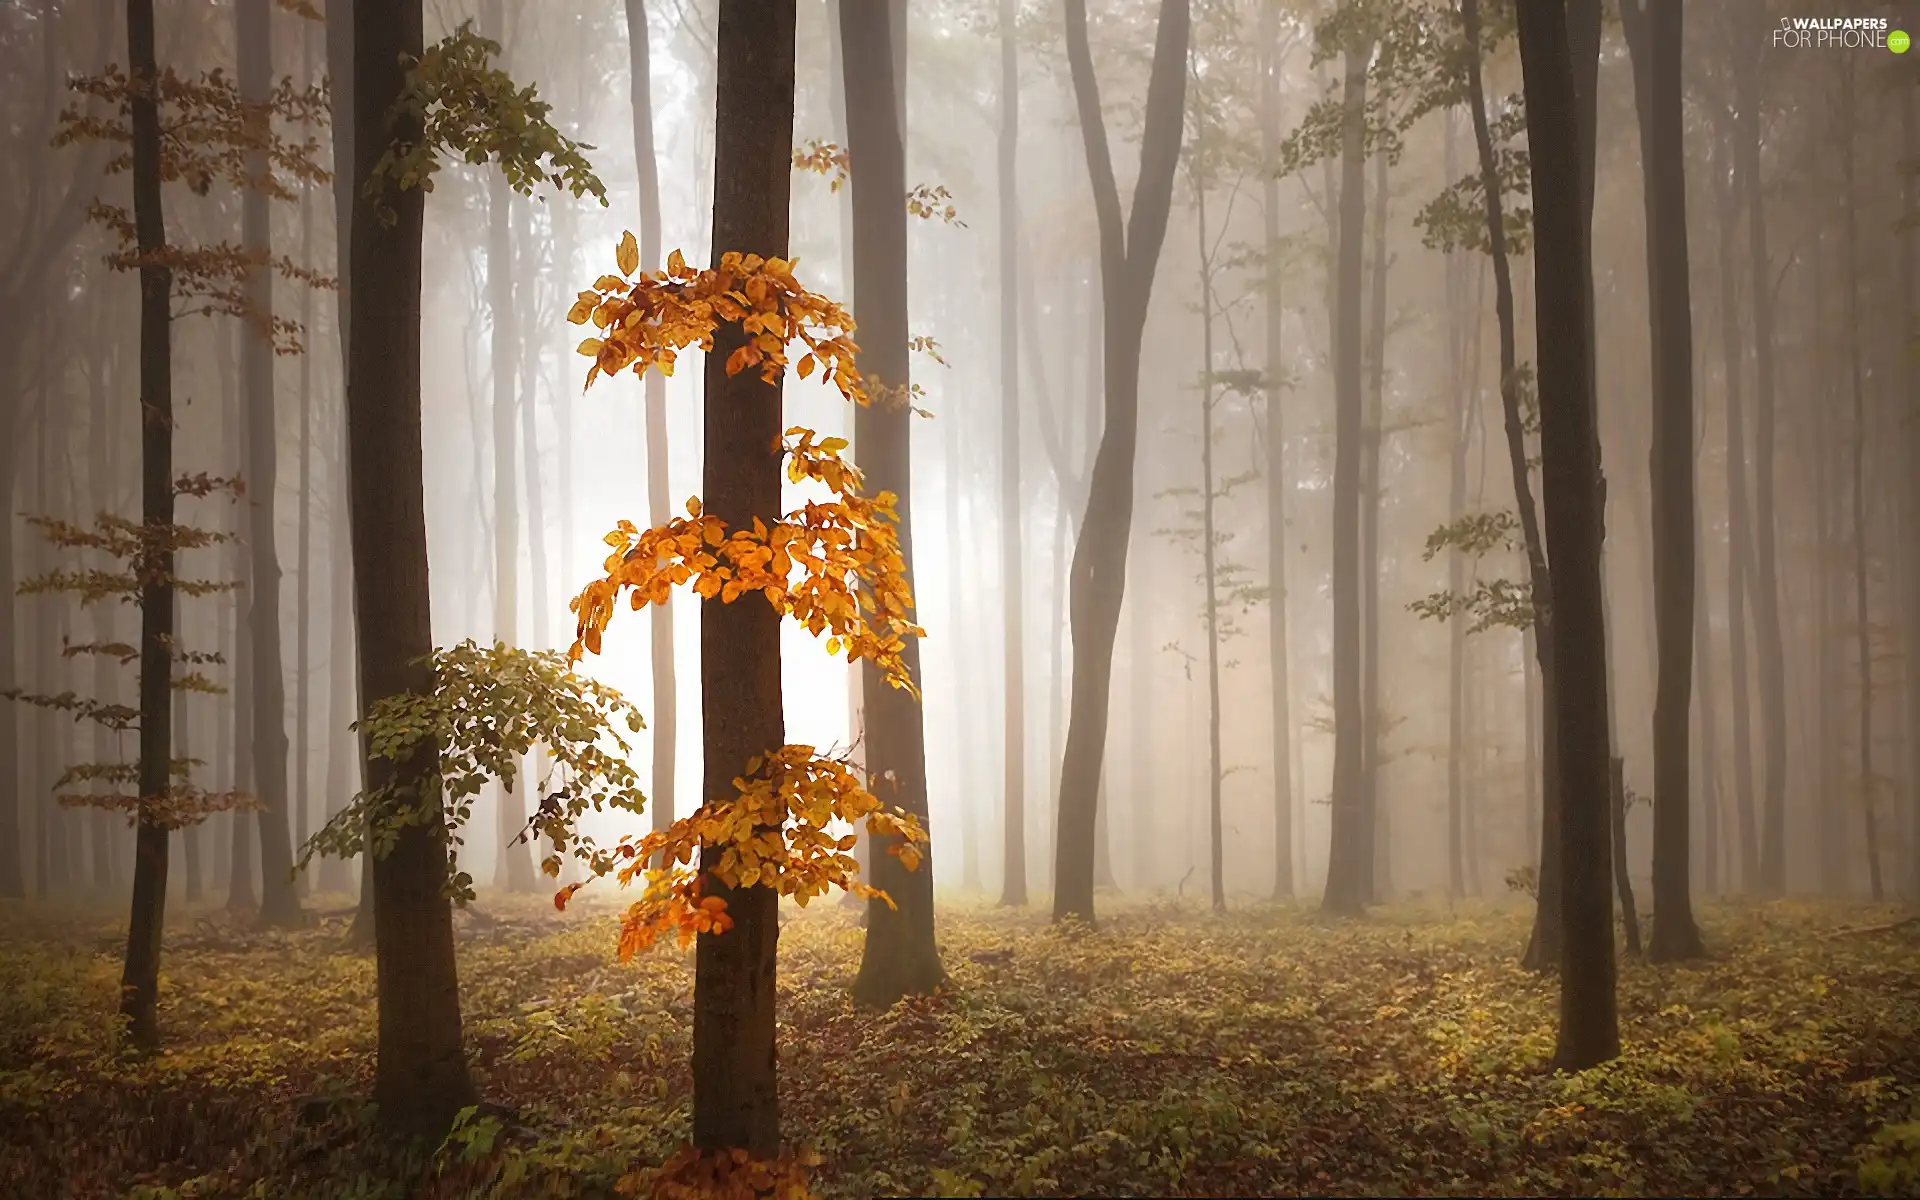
[121,0,177,1053]
[689,0,795,1157]
[1320,38,1370,918]
[1051,0,1189,924]
[1621,0,1702,960]
[1261,0,1294,902]
[995,0,1028,908]
[350,0,476,1136]
[1731,31,1789,896]
[225,319,259,915]
[1517,0,1619,1071]
[1444,112,1470,901]
[1904,41,1920,907]
[237,0,304,927]
[1195,157,1225,913]
[842,0,944,1006]
[1610,756,1641,956]
[625,0,679,865]
[1361,148,1389,904]
[293,13,316,900]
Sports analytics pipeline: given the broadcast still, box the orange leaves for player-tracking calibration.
[588,743,927,960]
[619,1144,820,1200]
[568,235,866,407]
[792,138,851,191]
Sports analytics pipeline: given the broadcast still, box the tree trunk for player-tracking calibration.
[1444,113,1470,902]
[1464,0,1560,968]
[1621,0,1701,960]
[225,318,259,916]
[1838,60,1885,904]
[1361,148,1389,904]
[1052,0,1189,923]
[1128,533,1155,892]
[1731,32,1789,896]
[121,0,177,1053]
[843,0,944,1006]
[1195,162,1225,913]
[1261,0,1294,903]
[349,0,476,1136]
[1611,756,1641,955]
[995,0,1028,909]
[293,11,316,901]
[1517,0,1619,1071]
[1691,436,1721,897]
[1904,45,1920,907]
[1321,38,1370,918]
[626,0,678,863]
[947,418,982,892]
[237,0,303,927]
[688,0,794,1157]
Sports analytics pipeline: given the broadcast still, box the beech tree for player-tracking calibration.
[1052,0,1192,926]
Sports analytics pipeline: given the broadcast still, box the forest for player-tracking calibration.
[2,0,1918,1196]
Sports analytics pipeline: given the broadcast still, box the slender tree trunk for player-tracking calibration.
[87,313,119,893]
[1464,0,1560,967]
[120,0,177,1052]
[1903,49,1920,906]
[1052,0,1190,923]
[625,0,678,861]
[225,319,259,916]
[1361,148,1389,903]
[1195,164,1226,913]
[237,0,303,927]
[843,0,944,1005]
[1262,0,1294,902]
[947,422,982,892]
[350,0,476,1135]
[1517,0,1619,1070]
[1129,532,1155,891]
[1691,431,1721,897]
[1838,61,1885,904]
[1321,38,1371,918]
[1732,34,1789,896]
[687,0,795,1156]
[1621,0,1701,959]
[293,10,316,901]
[995,0,1028,908]
[1610,756,1641,954]
[1444,115,1470,901]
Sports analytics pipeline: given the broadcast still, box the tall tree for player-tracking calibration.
[690,0,797,1156]
[348,0,477,1133]
[844,0,944,1005]
[625,0,679,866]
[237,0,304,927]
[1321,32,1371,917]
[1516,0,1618,1070]
[1361,147,1390,902]
[120,0,179,1051]
[1732,18,1789,896]
[996,0,1028,908]
[1620,0,1701,959]
[1051,0,1191,923]
[1260,0,1295,901]
[1904,22,1920,907]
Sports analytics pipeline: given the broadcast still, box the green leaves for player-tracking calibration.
[367,22,607,223]
[297,640,648,904]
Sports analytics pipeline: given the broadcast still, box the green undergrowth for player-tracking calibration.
[2,893,1916,1197]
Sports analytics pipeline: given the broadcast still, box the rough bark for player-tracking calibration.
[843,0,945,1006]
[350,0,476,1136]
[1321,39,1370,918]
[1051,0,1190,923]
[121,0,176,1053]
[1621,0,1702,960]
[1517,0,1619,1070]
[689,0,795,1157]
[625,0,678,862]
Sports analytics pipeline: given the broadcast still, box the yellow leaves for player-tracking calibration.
[577,337,604,357]
[622,1143,821,1200]
[667,247,689,278]
[615,229,639,276]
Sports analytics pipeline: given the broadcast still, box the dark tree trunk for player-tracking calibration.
[349,0,476,1136]
[842,0,944,1005]
[1621,0,1702,960]
[995,0,1028,908]
[1261,0,1294,902]
[1837,60,1885,904]
[1321,39,1370,918]
[237,0,304,928]
[1611,757,1641,956]
[1463,0,1560,968]
[121,0,177,1053]
[625,0,679,865]
[1904,48,1920,906]
[1731,31,1789,896]
[1052,0,1189,923]
[1516,0,1619,1071]
[689,0,795,1158]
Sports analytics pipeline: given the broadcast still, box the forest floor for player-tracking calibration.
[3,892,1919,1198]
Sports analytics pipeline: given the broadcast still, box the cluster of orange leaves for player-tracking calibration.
[571,232,865,404]
[555,743,924,957]
[618,1145,820,1200]
[560,233,927,949]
